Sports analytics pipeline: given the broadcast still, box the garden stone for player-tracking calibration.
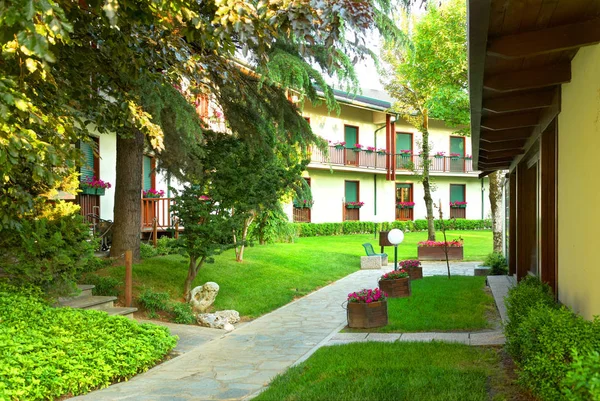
[360,255,381,269]
[197,310,240,329]
[189,282,219,314]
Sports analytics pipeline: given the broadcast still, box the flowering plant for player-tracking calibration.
[450,201,468,208]
[293,199,314,208]
[399,149,412,155]
[418,238,464,248]
[397,201,415,209]
[398,259,421,269]
[199,195,212,202]
[434,151,445,157]
[377,148,387,154]
[380,269,409,280]
[333,141,346,148]
[82,176,111,189]
[353,143,363,150]
[143,188,164,198]
[347,288,386,303]
[366,146,376,152]
[449,153,461,158]
[346,201,364,207]
[465,154,472,159]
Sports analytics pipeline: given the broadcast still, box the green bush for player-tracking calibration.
[505,276,557,358]
[515,306,600,400]
[482,252,508,275]
[140,242,158,259]
[291,219,491,237]
[563,350,600,401]
[85,275,121,297]
[171,302,196,324]
[0,212,96,296]
[137,288,171,312]
[0,283,177,400]
[156,236,180,256]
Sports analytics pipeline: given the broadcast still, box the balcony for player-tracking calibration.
[141,197,178,233]
[395,154,475,174]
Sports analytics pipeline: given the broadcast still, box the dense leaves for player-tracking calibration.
[0,283,176,400]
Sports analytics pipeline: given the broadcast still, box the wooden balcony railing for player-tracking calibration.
[450,207,467,219]
[395,207,414,221]
[395,155,474,173]
[293,207,311,223]
[141,197,177,231]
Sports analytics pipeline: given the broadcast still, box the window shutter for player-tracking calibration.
[80,141,95,181]
[450,137,465,156]
[345,181,358,202]
[450,184,465,202]
[344,126,358,148]
[396,133,412,153]
[143,156,153,191]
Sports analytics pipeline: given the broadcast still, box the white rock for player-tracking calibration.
[223,323,235,331]
[197,310,240,329]
[189,282,219,314]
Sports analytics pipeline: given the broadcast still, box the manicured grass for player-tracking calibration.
[92,230,491,318]
[348,276,496,333]
[254,342,526,401]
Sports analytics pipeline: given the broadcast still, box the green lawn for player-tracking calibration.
[92,230,491,318]
[347,276,496,333]
[254,342,526,401]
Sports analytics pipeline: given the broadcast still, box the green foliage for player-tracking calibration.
[85,275,121,297]
[137,288,171,313]
[482,252,508,275]
[293,219,491,237]
[563,350,600,401]
[504,276,557,358]
[171,302,196,325]
[514,306,600,400]
[0,211,95,295]
[251,206,297,244]
[140,243,158,259]
[82,256,112,274]
[0,283,176,400]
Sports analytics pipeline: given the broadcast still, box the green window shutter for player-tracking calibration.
[396,133,412,153]
[450,137,465,156]
[450,184,465,202]
[80,141,95,181]
[143,156,153,191]
[396,183,411,190]
[344,126,358,148]
[345,181,358,202]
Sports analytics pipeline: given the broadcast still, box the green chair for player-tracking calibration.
[362,243,387,258]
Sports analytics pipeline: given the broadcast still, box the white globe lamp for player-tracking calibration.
[387,229,405,271]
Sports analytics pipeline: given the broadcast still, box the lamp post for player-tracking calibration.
[387,229,404,271]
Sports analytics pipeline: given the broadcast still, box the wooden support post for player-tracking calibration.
[152,218,158,248]
[125,250,132,307]
[175,219,179,239]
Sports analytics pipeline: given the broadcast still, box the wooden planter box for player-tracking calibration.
[81,187,105,196]
[407,267,423,280]
[347,300,388,328]
[379,278,411,298]
[417,246,464,261]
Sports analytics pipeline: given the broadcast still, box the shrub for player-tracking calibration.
[156,236,180,256]
[171,302,196,324]
[505,276,556,358]
[86,275,121,297]
[0,212,96,296]
[137,288,171,312]
[515,306,600,400]
[563,350,600,401]
[0,283,176,400]
[81,256,112,273]
[482,252,508,275]
[140,242,158,259]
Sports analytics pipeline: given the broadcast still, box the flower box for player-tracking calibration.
[346,205,361,209]
[347,300,388,328]
[81,187,105,196]
[379,277,411,298]
[407,267,423,280]
[418,246,464,261]
[450,205,467,209]
[398,260,423,280]
[334,145,345,150]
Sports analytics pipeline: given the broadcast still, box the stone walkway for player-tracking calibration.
[71,263,505,401]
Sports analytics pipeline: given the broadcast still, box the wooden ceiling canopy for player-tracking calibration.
[468,0,600,177]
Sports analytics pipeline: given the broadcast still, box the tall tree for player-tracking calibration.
[381,0,469,241]
[488,171,503,253]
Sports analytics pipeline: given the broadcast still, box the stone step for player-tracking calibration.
[59,295,116,311]
[77,284,95,298]
[106,307,138,319]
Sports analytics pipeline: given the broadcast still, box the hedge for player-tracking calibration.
[504,277,600,401]
[292,219,491,237]
[0,284,177,400]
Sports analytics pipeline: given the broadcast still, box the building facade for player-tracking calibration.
[286,90,491,224]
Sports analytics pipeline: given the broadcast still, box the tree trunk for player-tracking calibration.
[420,113,435,241]
[235,212,255,262]
[488,170,503,253]
[110,130,144,262]
[184,255,206,301]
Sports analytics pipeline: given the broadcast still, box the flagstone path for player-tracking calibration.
[71,262,507,401]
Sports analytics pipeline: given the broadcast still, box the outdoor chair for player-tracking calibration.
[361,243,388,267]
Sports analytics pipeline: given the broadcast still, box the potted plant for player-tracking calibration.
[142,188,165,198]
[450,201,467,208]
[333,141,346,149]
[417,238,464,261]
[199,195,212,203]
[346,288,388,328]
[398,259,423,280]
[399,149,412,158]
[450,152,461,160]
[353,143,363,152]
[345,201,364,209]
[293,199,314,208]
[377,148,387,155]
[81,176,111,196]
[378,270,411,298]
[465,154,472,160]
[396,201,415,209]
[365,146,376,153]
[434,151,445,158]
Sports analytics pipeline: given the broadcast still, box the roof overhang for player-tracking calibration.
[468,0,600,173]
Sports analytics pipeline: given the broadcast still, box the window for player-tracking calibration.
[344,125,359,166]
[79,138,99,183]
[344,180,360,221]
[450,136,465,172]
[142,155,156,192]
[450,184,466,219]
[396,132,413,169]
[395,183,413,221]
[293,177,311,223]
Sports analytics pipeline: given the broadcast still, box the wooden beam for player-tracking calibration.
[483,89,556,113]
[487,17,600,59]
[480,139,526,152]
[480,149,524,160]
[481,127,532,142]
[478,170,493,179]
[481,111,539,130]
[479,154,516,163]
[484,65,570,92]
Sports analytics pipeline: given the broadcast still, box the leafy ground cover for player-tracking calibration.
[347,276,497,333]
[254,342,533,401]
[90,230,491,319]
[0,284,177,400]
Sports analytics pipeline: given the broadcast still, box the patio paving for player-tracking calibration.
[70,262,506,401]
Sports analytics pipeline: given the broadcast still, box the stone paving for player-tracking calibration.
[71,262,503,401]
